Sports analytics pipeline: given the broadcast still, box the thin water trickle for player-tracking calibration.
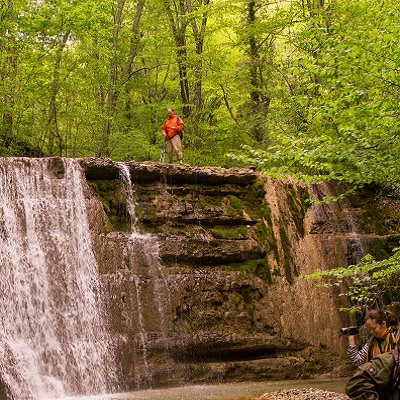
[0,158,117,399]
[117,163,173,310]
[115,163,174,388]
[308,183,365,264]
[118,163,140,233]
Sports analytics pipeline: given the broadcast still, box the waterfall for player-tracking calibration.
[0,158,117,400]
[118,163,139,234]
[116,163,173,388]
[309,183,365,264]
[117,163,172,322]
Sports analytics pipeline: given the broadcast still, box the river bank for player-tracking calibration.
[56,378,350,400]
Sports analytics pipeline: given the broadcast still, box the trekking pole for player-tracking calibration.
[158,140,166,163]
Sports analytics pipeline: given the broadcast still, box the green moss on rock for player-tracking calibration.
[279,225,296,284]
[210,226,248,239]
[226,258,272,284]
[285,184,310,238]
[348,187,400,236]
[88,180,131,232]
[227,195,243,217]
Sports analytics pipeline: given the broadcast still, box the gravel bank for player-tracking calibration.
[261,388,350,400]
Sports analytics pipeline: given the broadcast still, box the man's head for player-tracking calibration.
[167,108,175,118]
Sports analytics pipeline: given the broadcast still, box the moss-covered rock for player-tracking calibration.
[88,180,131,232]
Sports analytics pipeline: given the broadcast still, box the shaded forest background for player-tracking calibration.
[0,0,399,190]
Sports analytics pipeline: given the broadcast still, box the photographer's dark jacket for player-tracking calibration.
[346,351,400,400]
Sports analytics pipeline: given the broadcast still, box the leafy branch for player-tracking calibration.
[301,247,400,314]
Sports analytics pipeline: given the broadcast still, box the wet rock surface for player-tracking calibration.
[80,158,400,390]
[78,158,258,186]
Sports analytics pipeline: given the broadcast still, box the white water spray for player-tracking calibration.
[0,158,117,399]
[117,163,172,318]
[116,163,173,387]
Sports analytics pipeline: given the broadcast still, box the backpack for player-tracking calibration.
[177,116,184,140]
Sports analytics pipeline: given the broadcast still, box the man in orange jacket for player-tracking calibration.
[161,108,184,165]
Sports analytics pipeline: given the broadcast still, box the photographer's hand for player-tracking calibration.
[348,335,356,346]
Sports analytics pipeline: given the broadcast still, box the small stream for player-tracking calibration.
[55,379,348,400]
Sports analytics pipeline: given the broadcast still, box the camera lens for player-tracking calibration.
[340,326,359,335]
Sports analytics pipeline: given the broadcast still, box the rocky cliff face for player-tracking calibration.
[77,158,400,391]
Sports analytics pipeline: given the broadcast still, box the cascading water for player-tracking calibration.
[309,183,365,264]
[115,163,173,388]
[118,164,139,234]
[0,158,117,400]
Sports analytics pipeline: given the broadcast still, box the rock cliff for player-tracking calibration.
[77,158,400,391]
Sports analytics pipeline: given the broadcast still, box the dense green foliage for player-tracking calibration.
[230,0,400,190]
[1,0,398,186]
[1,0,399,313]
[302,248,400,316]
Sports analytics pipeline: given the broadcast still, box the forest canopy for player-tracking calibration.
[1,0,399,189]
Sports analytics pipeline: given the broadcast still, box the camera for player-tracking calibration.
[340,326,359,336]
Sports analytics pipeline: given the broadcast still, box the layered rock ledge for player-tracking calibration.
[77,158,258,186]
[75,157,400,390]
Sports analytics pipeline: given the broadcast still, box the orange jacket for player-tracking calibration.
[162,115,184,140]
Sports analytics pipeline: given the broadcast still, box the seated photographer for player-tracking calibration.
[347,309,399,366]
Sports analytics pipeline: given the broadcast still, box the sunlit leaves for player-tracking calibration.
[233,0,400,191]
[1,0,399,168]
[302,248,400,314]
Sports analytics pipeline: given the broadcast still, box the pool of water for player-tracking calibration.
[56,378,348,400]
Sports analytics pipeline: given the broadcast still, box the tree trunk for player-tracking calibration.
[246,0,271,143]
[47,31,70,156]
[97,0,145,157]
[0,0,16,151]
[186,0,210,113]
[164,0,191,117]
